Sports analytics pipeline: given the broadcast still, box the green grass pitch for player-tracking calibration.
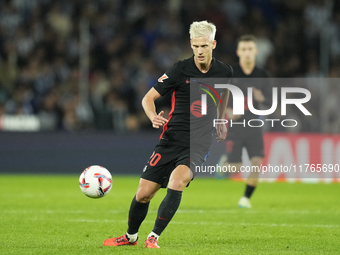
[0,175,339,255]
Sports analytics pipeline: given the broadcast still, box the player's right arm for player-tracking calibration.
[144,61,181,129]
[142,88,168,129]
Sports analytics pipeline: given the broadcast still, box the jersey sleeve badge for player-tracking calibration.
[158,73,169,83]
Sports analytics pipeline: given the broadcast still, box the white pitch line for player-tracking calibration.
[2,209,339,214]
[68,219,339,228]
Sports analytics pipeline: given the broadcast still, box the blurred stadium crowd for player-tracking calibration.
[0,0,339,132]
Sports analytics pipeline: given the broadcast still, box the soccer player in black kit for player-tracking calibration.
[103,21,233,248]
[220,35,271,208]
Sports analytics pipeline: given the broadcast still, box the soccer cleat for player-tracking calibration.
[103,234,138,246]
[238,196,252,208]
[144,236,160,248]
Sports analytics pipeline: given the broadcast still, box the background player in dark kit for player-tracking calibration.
[219,35,271,208]
[103,21,232,248]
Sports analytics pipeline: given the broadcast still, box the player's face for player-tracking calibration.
[191,36,216,66]
[237,41,258,63]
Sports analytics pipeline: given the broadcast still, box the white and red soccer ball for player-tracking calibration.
[79,165,112,198]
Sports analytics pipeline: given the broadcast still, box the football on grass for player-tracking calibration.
[79,165,112,198]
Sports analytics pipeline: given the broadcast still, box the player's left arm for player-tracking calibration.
[216,88,229,142]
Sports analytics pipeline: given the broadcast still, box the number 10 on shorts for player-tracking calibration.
[149,152,162,166]
[143,151,162,172]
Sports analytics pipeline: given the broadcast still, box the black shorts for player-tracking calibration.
[141,139,209,188]
[225,128,264,163]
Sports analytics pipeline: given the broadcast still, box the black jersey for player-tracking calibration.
[232,65,269,79]
[153,56,233,147]
[228,64,271,123]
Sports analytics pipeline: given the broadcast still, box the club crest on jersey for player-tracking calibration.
[158,74,169,83]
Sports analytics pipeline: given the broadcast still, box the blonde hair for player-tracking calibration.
[189,21,216,42]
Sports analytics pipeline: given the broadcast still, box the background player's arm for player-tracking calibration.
[254,71,272,106]
[142,87,168,129]
[259,80,273,107]
[216,89,229,142]
[252,87,265,103]
[226,107,241,121]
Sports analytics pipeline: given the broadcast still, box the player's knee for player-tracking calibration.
[228,163,241,173]
[168,176,191,191]
[135,193,152,203]
[251,157,262,166]
[135,190,154,203]
[168,180,187,191]
[168,165,192,191]
[246,178,258,187]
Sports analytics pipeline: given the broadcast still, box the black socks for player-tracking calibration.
[127,196,150,234]
[127,188,183,238]
[152,188,182,236]
[244,184,256,199]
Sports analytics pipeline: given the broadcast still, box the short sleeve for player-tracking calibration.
[153,62,181,96]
